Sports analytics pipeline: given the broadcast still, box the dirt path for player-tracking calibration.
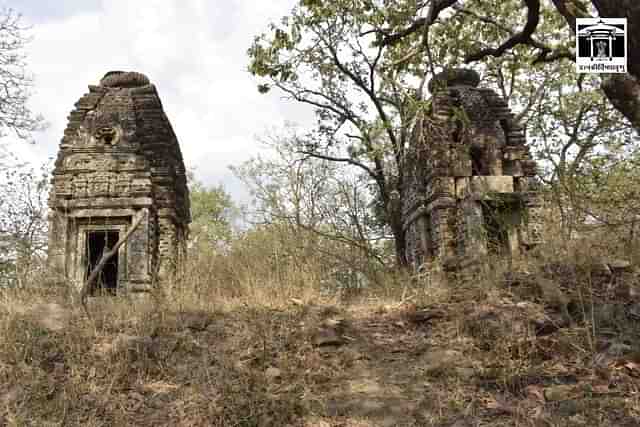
[310,306,467,426]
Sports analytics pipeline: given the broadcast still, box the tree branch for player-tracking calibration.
[531,48,575,64]
[377,0,458,47]
[515,72,553,123]
[464,0,541,63]
[550,0,589,33]
[297,150,378,182]
[313,30,393,202]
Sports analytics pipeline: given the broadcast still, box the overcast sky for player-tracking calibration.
[4,0,315,203]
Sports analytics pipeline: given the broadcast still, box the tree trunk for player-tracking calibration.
[601,75,640,131]
[389,210,409,268]
[593,0,640,131]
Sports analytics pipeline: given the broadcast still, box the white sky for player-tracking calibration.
[4,0,315,203]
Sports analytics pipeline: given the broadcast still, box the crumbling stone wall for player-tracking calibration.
[48,71,190,292]
[402,68,543,269]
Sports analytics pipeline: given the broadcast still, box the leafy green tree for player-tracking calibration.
[188,177,238,252]
[372,0,640,132]
[574,148,640,230]
[248,0,436,266]
[248,0,639,266]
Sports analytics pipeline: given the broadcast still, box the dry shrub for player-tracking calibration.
[1,199,639,426]
[170,222,400,311]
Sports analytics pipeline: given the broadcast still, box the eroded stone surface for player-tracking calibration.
[47,71,189,293]
[402,67,543,270]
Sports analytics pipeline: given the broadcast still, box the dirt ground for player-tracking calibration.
[1,263,640,426]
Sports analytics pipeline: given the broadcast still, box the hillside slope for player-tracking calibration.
[1,259,639,426]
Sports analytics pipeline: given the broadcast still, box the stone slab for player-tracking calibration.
[470,176,514,195]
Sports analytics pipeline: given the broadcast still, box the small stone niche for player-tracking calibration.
[47,71,190,293]
[402,68,543,269]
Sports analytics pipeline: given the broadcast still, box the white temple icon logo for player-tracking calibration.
[576,18,627,73]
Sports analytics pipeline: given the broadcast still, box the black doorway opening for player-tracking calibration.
[86,230,119,295]
[470,146,484,176]
[482,204,510,255]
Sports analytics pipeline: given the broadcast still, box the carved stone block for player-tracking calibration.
[47,71,190,293]
[402,68,542,270]
[471,176,514,195]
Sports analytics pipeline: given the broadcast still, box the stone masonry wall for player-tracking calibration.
[402,68,543,270]
[48,71,190,291]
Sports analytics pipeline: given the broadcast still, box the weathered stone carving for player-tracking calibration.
[94,126,119,145]
[48,71,190,293]
[402,68,543,270]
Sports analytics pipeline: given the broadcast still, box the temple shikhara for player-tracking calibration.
[402,68,543,270]
[47,71,190,293]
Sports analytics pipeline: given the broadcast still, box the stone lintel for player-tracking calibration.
[68,208,139,218]
[53,197,154,209]
[470,176,514,196]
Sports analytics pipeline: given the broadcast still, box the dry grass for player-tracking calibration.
[1,226,640,426]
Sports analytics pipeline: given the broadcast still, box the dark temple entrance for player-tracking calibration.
[482,203,510,255]
[86,230,119,294]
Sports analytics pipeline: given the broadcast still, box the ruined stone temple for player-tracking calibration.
[47,71,190,293]
[402,68,543,269]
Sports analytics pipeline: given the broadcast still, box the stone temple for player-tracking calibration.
[402,68,543,270]
[47,71,190,293]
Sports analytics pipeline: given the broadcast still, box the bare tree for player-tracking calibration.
[0,164,49,287]
[232,131,392,287]
[0,7,44,168]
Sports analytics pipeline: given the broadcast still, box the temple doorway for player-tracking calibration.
[86,230,119,294]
